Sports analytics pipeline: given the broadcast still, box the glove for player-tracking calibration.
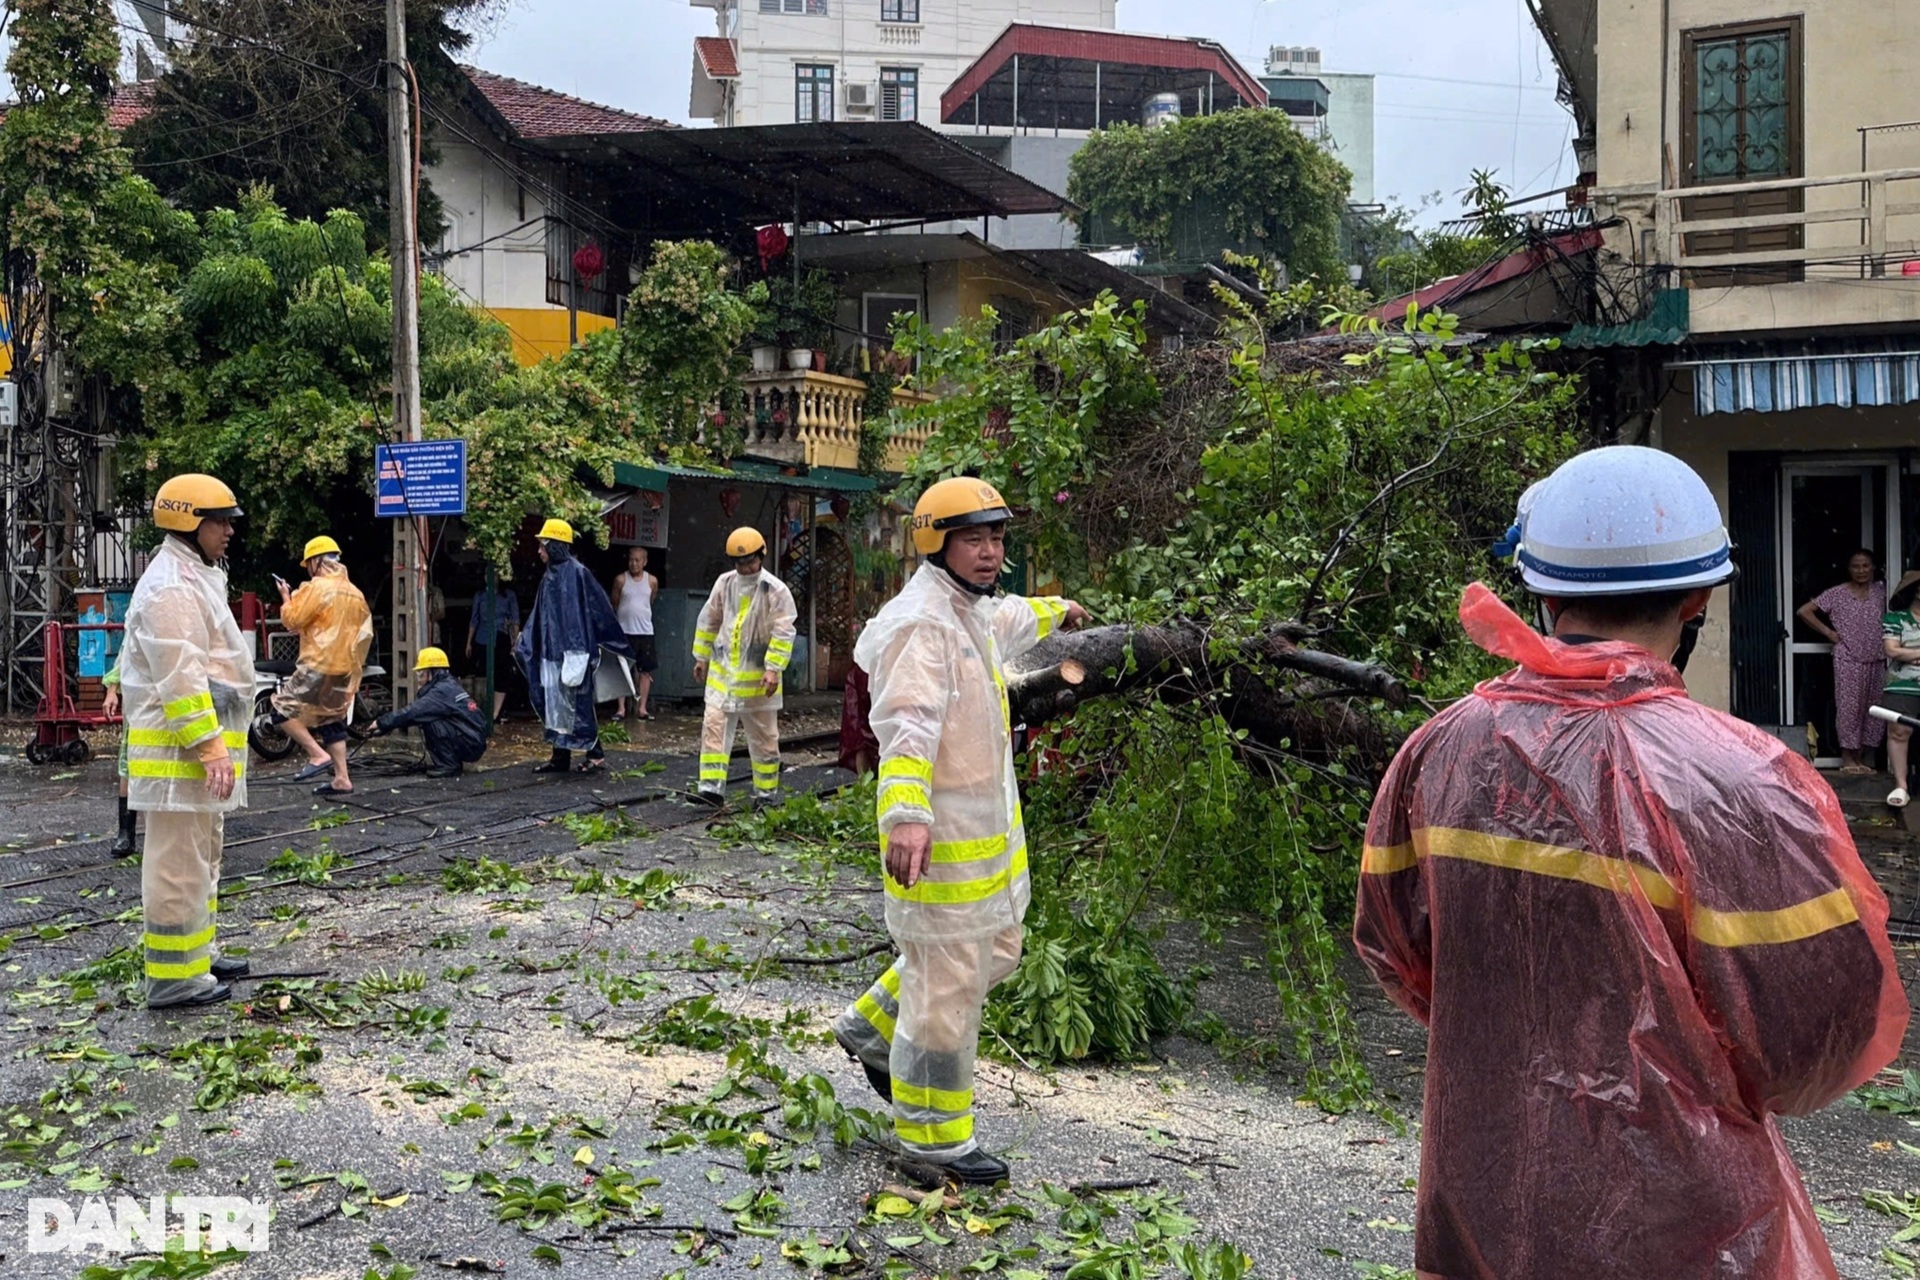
[561,651,589,687]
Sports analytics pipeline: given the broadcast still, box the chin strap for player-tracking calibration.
[931,551,998,598]
[169,529,216,566]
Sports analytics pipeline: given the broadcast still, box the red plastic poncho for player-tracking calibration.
[1356,584,1908,1280]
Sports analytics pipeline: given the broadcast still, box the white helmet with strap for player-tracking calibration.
[1516,446,1734,596]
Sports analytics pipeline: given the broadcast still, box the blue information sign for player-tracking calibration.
[375,440,467,517]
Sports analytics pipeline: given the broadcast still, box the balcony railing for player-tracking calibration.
[740,370,934,471]
[1657,167,1920,278]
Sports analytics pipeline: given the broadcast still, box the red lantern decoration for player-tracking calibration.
[718,487,742,519]
[829,495,851,522]
[572,240,606,282]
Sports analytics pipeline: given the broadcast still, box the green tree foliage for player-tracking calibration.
[125,206,760,570]
[0,0,188,371]
[1369,172,1522,300]
[1067,111,1351,282]
[890,289,1578,1105]
[123,0,499,244]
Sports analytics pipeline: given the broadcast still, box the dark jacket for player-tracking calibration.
[376,673,488,765]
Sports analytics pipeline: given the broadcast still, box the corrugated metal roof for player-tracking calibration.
[522,122,1072,233]
[942,24,1268,124]
[1562,288,1689,349]
[612,459,876,494]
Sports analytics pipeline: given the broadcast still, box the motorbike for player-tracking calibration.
[247,659,391,761]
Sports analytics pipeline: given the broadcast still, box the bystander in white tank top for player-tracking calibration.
[616,571,655,636]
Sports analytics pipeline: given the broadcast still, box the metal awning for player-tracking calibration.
[515,123,1071,237]
[612,459,876,494]
[1678,345,1920,416]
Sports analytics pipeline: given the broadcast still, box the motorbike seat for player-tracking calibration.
[253,659,298,676]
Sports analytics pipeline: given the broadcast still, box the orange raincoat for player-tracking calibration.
[1356,584,1907,1280]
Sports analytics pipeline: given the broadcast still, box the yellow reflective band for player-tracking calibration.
[884,844,1026,904]
[163,691,214,719]
[893,1080,973,1113]
[1027,596,1067,639]
[880,757,935,786]
[931,833,1010,864]
[877,965,901,996]
[728,594,753,669]
[766,639,793,657]
[1420,827,1679,908]
[127,728,249,750]
[877,780,931,817]
[1692,887,1860,948]
[144,924,215,952]
[145,957,213,980]
[754,777,779,792]
[753,761,781,775]
[854,992,896,1041]
[172,711,220,742]
[895,1114,973,1146]
[208,897,219,915]
[700,753,730,765]
[699,768,727,782]
[1361,841,1417,874]
[128,760,247,781]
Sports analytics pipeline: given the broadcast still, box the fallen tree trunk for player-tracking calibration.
[1005,621,1408,774]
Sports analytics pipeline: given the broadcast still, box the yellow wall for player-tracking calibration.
[486,307,616,366]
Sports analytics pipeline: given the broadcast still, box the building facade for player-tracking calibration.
[1531,0,1920,757]
[1261,46,1375,204]
[689,0,1115,128]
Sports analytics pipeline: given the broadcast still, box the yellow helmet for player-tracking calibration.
[538,518,574,544]
[911,477,1011,556]
[152,474,243,533]
[415,646,451,672]
[302,535,341,561]
[726,527,767,558]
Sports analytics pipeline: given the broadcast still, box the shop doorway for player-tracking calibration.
[1782,461,1897,765]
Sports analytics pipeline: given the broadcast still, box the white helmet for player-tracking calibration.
[1516,446,1733,597]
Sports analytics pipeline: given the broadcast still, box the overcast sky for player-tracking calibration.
[464,0,1577,221]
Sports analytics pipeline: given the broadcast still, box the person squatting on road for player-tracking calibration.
[832,478,1087,1185]
[691,527,797,806]
[516,519,630,774]
[270,535,373,798]
[122,474,254,1009]
[1356,446,1908,1279]
[371,647,489,777]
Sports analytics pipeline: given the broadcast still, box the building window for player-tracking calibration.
[1682,20,1799,184]
[880,0,918,21]
[761,0,829,14]
[796,64,835,123]
[879,67,918,122]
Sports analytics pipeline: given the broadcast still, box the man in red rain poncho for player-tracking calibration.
[1356,445,1908,1280]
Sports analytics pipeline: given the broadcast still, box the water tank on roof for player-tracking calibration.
[1142,93,1182,129]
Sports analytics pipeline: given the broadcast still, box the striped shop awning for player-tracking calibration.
[1688,349,1920,416]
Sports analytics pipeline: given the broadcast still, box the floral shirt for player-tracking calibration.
[1884,610,1920,693]
[1817,581,1887,663]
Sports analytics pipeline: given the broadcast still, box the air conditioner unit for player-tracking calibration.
[844,81,876,111]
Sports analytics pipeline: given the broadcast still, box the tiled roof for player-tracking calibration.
[694,37,739,80]
[0,80,156,129]
[462,66,676,139]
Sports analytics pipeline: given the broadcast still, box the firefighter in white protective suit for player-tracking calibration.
[691,527,798,806]
[832,477,1087,1184]
[121,474,254,1009]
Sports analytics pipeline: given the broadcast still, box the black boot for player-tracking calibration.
[210,955,250,980]
[110,797,136,857]
[424,763,462,778]
[533,749,572,774]
[901,1148,1009,1188]
[832,1028,892,1102]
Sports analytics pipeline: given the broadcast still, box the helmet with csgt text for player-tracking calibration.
[537,518,574,545]
[726,527,767,558]
[415,646,451,672]
[152,474,243,533]
[1516,446,1734,597]
[911,477,1011,556]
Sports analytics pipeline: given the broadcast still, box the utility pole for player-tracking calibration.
[387,0,427,709]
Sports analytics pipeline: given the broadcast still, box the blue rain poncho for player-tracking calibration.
[514,546,630,750]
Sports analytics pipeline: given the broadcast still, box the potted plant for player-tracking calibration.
[766,268,838,372]
[748,299,781,374]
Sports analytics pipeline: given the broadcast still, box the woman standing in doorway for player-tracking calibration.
[1797,549,1887,774]
[1882,569,1920,808]
[611,546,660,720]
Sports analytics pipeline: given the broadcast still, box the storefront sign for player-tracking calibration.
[606,490,669,547]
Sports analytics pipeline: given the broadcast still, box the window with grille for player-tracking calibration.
[762,0,829,14]
[1682,21,1799,184]
[879,67,918,122]
[880,0,918,21]
[796,64,834,122]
